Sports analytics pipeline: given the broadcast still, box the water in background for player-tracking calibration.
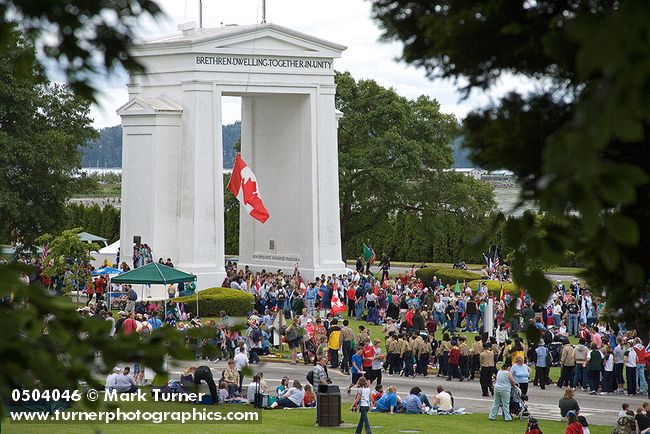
[493,187,537,216]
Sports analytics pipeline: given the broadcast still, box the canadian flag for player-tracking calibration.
[330,281,347,316]
[227,154,270,223]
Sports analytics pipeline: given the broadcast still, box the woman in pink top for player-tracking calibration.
[590,327,602,348]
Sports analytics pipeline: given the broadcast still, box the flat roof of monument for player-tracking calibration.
[138,22,347,53]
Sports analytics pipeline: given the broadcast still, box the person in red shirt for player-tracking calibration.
[564,411,583,434]
[94,275,106,301]
[346,286,356,318]
[361,338,375,382]
[85,278,94,306]
[371,384,383,406]
[122,313,138,336]
[405,306,415,330]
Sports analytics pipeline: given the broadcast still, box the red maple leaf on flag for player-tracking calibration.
[242,177,269,223]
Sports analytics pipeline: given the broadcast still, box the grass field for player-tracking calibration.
[2,400,611,434]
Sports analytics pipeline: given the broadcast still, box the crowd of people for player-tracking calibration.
[10,250,650,432]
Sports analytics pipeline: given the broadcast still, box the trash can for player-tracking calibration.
[316,384,341,427]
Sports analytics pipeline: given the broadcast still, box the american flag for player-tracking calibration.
[493,247,500,271]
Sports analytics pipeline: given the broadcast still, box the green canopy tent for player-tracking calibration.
[111,262,197,316]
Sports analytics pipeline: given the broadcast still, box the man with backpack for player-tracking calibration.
[308,356,330,386]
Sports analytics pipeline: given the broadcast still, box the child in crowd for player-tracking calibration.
[218,381,229,402]
[303,384,316,407]
[619,403,630,416]
[578,415,590,434]
[525,417,542,434]
[276,377,289,397]
[447,340,462,381]
[371,384,383,407]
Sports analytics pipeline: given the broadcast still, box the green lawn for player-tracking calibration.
[3,401,611,434]
[548,267,585,276]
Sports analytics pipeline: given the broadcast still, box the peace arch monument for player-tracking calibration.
[117,22,346,289]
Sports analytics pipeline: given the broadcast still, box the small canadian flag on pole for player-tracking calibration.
[227,154,270,223]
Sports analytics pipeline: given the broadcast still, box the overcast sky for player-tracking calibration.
[89,0,533,129]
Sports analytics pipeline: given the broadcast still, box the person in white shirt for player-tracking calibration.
[113,367,137,393]
[105,367,121,391]
[432,385,453,412]
[371,339,384,385]
[351,377,372,434]
[234,344,249,392]
[601,350,614,395]
[246,374,262,403]
[271,380,305,408]
[298,308,312,328]
[625,345,638,396]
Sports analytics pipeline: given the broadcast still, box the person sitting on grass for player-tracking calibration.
[404,386,432,414]
[218,381,229,402]
[559,388,580,419]
[578,415,591,434]
[303,384,316,408]
[564,411,583,434]
[113,367,138,393]
[276,377,289,397]
[105,367,121,392]
[636,406,650,434]
[223,360,239,398]
[246,374,262,403]
[432,385,453,413]
[271,380,305,409]
[371,385,383,407]
[373,385,400,413]
[525,417,543,434]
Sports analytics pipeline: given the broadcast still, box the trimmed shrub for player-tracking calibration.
[430,267,481,286]
[468,279,519,293]
[414,267,443,283]
[174,287,254,317]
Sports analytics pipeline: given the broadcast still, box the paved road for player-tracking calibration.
[164,358,636,427]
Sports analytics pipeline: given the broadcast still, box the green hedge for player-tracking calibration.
[428,267,481,285]
[468,279,518,293]
[174,287,254,316]
[414,267,443,282]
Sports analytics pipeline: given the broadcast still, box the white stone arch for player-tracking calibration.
[117,23,346,288]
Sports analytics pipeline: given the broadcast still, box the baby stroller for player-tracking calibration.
[509,383,529,420]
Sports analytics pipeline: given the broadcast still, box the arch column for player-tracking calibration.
[175,81,226,288]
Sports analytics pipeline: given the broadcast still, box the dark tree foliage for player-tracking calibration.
[335,71,491,258]
[0,0,163,99]
[0,31,97,249]
[64,204,121,243]
[371,1,650,332]
[0,263,220,416]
